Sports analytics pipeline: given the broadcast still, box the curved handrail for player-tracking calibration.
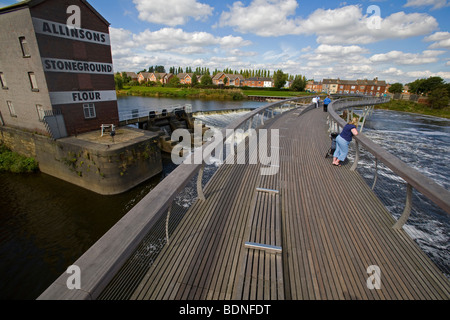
[37,95,314,300]
[328,97,450,217]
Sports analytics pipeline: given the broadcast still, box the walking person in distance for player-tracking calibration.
[323,95,331,112]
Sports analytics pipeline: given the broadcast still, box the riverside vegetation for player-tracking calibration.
[116,85,312,100]
[376,99,450,119]
[0,144,39,173]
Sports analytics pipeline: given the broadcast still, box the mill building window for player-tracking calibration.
[7,101,16,117]
[36,105,45,122]
[28,72,39,91]
[0,72,7,89]
[83,103,96,119]
[19,37,30,57]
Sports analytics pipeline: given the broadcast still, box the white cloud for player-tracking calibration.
[370,50,445,65]
[133,0,213,26]
[380,67,405,76]
[218,2,438,45]
[424,32,450,49]
[406,70,450,79]
[315,44,369,56]
[404,0,450,10]
[218,0,302,36]
[125,28,251,53]
[109,26,253,72]
[311,9,438,45]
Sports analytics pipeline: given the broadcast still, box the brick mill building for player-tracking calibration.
[0,0,118,138]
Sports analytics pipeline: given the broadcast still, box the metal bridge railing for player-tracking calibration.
[327,97,450,230]
[118,104,193,123]
[37,95,316,300]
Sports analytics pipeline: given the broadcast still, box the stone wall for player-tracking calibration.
[0,126,163,195]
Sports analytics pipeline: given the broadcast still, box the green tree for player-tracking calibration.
[423,76,445,94]
[409,77,445,95]
[114,73,123,90]
[290,75,306,91]
[273,69,287,89]
[155,65,166,73]
[388,83,404,94]
[200,73,212,86]
[408,78,426,95]
[428,87,449,109]
[191,72,198,86]
[168,76,180,87]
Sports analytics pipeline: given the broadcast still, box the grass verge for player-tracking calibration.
[375,99,450,119]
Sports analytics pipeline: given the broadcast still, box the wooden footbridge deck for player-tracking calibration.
[38,97,450,300]
[128,108,450,300]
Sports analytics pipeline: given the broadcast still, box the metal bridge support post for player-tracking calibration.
[350,140,360,171]
[393,183,413,230]
[248,117,253,134]
[261,113,265,126]
[197,163,206,201]
[372,158,379,190]
[165,201,173,244]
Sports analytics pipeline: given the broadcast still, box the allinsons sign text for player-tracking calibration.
[32,18,110,45]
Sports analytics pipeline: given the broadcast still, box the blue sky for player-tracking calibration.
[2,0,450,84]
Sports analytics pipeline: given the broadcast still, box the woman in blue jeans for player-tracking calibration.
[333,118,359,166]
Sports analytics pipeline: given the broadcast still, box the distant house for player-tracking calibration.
[322,78,387,96]
[228,74,245,87]
[212,72,244,86]
[177,73,194,85]
[243,77,273,88]
[138,72,151,83]
[148,72,166,83]
[123,72,138,82]
[162,73,174,84]
[322,79,339,94]
[306,80,323,92]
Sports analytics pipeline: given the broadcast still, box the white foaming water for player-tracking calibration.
[351,109,450,277]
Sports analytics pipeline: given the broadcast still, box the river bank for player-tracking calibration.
[0,144,38,173]
[375,99,450,119]
[116,86,309,100]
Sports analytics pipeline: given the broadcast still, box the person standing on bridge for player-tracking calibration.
[312,96,318,108]
[323,96,331,112]
[333,117,359,167]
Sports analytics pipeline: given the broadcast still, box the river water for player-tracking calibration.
[0,97,448,299]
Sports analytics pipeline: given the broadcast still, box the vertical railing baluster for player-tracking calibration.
[197,163,206,201]
[350,140,360,171]
[372,158,378,190]
[165,201,172,244]
[393,183,413,230]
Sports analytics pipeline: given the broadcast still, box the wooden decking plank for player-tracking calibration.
[203,162,261,299]
[180,159,259,299]
[298,112,392,300]
[137,159,244,299]
[334,162,440,300]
